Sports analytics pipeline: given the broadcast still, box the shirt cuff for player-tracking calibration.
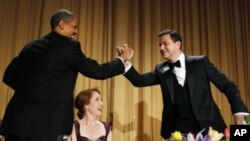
[118,57,124,63]
[117,57,132,73]
[234,112,249,116]
[124,62,132,73]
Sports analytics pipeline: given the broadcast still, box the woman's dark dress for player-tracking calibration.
[73,121,111,141]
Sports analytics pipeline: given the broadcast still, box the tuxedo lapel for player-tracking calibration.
[164,70,175,102]
[158,62,175,103]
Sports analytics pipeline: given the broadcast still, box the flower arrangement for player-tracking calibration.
[168,127,229,141]
[167,116,250,141]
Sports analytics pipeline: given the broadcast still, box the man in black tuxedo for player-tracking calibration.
[0,9,133,141]
[122,29,249,139]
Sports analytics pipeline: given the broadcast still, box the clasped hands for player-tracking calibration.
[117,44,133,66]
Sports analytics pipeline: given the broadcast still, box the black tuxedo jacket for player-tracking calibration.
[0,31,124,140]
[124,55,248,139]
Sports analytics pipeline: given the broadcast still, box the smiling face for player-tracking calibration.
[85,91,103,117]
[159,34,182,62]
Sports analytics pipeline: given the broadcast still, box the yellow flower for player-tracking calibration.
[208,127,224,141]
[170,131,183,141]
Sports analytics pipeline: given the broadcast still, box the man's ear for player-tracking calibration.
[58,21,65,30]
[176,41,181,48]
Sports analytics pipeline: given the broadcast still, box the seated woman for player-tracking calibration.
[69,88,112,141]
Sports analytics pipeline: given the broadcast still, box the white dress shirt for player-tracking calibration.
[173,53,186,86]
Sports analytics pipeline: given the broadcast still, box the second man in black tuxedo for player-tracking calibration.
[122,29,249,139]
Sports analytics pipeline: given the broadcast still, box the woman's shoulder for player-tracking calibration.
[100,121,112,135]
[73,120,80,128]
[100,121,112,128]
[73,120,80,124]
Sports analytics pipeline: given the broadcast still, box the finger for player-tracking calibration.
[122,44,129,50]
[117,47,124,53]
[122,43,128,47]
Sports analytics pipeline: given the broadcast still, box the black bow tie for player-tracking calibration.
[167,60,181,70]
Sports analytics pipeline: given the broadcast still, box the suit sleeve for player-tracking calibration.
[3,57,20,90]
[124,66,159,87]
[68,41,125,80]
[203,56,249,113]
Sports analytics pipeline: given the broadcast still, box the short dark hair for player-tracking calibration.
[74,88,100,119]
[158,29,182,43]
[50,9,75,30]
